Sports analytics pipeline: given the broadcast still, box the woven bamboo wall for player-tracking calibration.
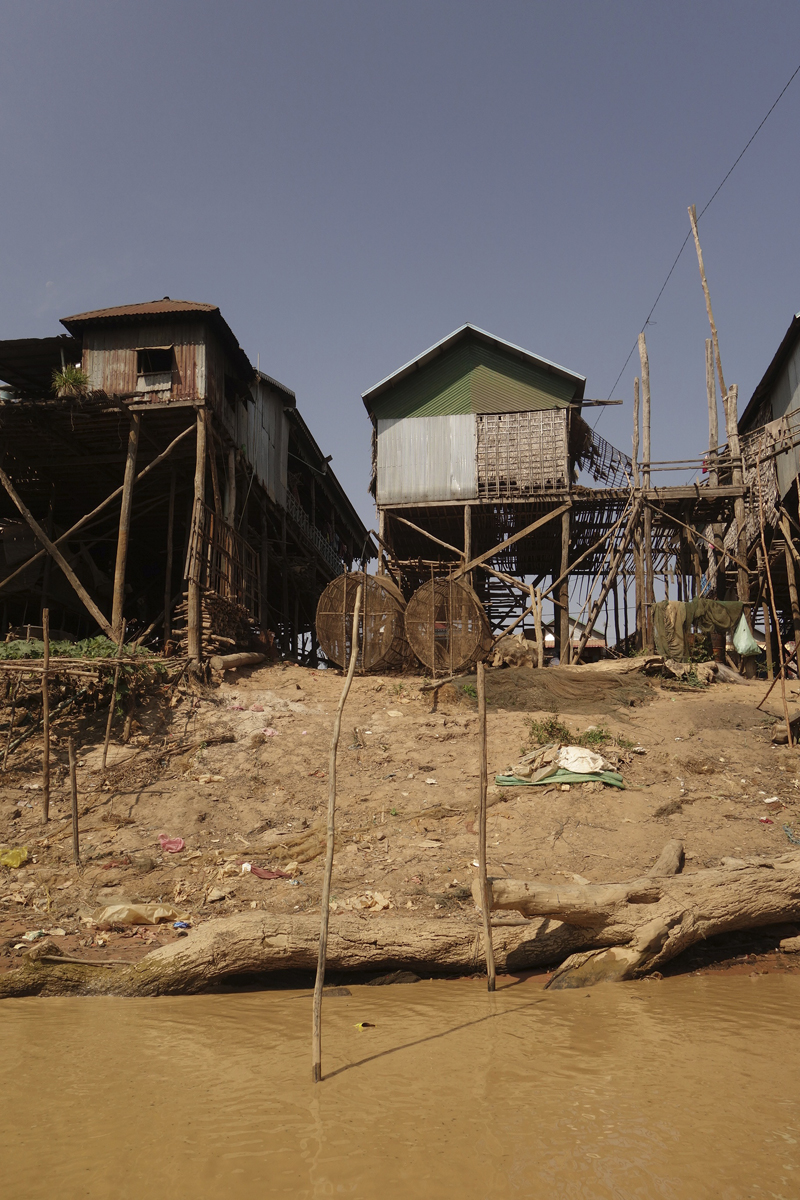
[476,410,568,498]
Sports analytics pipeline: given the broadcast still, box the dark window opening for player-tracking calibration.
[137,348,173,375]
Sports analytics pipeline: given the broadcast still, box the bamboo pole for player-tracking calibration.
[725,385,750,602]
[689,204,727,402]
[638,334,654,652]
[784,537,800,654]
[0,465,112,635]
[101,620,127,772]
[706,338,719,487]
[559,509,570,663]
[163,471,176,643]
[41,608,50,823]
[757,452,792,745]
[632,376,644,649]
[312,583,363,1084]
[476,660,496,991]
[69,736,80,865]
[531,584,544,668]
[111,414,141,641]
[188,410,207,663]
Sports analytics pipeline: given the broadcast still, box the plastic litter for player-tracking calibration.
[250,866,291,880]
[496,769,625,789]
[557,746,612,774]
[264,728,279,737]
[21,929,47,942]
[173,921,191,930]
[0,846,29,869]
[158,835,185,853]
[93,903,188,925]
[733,613,760,657]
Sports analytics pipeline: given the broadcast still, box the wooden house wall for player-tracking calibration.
[766,338,800,499]
[218,377,289,507]
[82,321,206,399]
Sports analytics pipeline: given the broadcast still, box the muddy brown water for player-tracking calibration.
[4,975,799,1199]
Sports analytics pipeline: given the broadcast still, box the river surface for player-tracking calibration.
[3,974,799,1199]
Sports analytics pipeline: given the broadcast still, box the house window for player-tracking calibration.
[136,347,173,392]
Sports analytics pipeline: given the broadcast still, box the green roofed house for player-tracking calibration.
[360,323,637,661]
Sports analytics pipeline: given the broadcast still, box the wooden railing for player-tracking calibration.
[184,501,261,618]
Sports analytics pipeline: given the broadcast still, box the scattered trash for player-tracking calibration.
[557,746,612,774]
[425,777,437,785]
[240,862,252,874]
[93,903,188,925]
[173,921,191,930]
[21,929,47,942]
[250,866,292,880]
[354,1022,375,1030]
[206,887,229,903]
[0,846,29,869]
[264,728,279,737]
[496,769,624,789]
[158,835,185,853]
[783,825,800,845]
[759,817,774,825]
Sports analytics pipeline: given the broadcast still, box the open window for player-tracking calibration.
[136,346,173,392]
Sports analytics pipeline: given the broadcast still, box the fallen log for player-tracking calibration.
[477,843,800,988]
[209,651,265,671]
[0,911,587,998]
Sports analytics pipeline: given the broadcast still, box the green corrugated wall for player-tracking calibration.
[368,336,577,420]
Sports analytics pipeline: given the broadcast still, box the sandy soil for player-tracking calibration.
[3,659,800,980]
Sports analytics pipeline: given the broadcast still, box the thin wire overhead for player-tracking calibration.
[598,58,800,422]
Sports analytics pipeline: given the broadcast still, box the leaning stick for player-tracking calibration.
[42,608,50,822]
[2,675,21,770]
[312,582,363,1084]
[69,736,81,865]
[477,661,496,990]
[101,620,127,772]
[757,451,793,745]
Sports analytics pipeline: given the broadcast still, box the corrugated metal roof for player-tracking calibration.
[61,299,218,325]
[61,298,254,382]
[367,336,576,421]
[362,323,585,415]
[0,335,81,395]
[740,312,800,430]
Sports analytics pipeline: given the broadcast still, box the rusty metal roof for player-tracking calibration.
[61,298,218,325]
[0,335,81,396]
[61,298,254,381]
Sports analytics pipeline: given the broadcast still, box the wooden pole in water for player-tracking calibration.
[69,736,80,865]
[102,620,127,772]
[312,582,363,1083]
[476,660,496,991]
[41,608,50,823]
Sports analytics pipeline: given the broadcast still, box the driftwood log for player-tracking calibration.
[477,841,800,989]
[0,911,587,998]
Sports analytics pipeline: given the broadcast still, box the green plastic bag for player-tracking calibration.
[732,613,759,657]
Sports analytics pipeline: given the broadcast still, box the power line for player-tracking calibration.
[598,58,800,423]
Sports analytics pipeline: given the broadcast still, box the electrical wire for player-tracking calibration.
[597,58,800,425]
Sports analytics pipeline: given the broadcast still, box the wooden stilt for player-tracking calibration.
[757,453,792,744]
[69,736,80,865]
[208,437,223,517]
[632,376,644,649]
[163,471,176,644]
[2,676,20,770]
[706,338,718,486]
[188,409,207,663]
[102,620,127,772]
[312,583,363,1083]
[477,660,496,991]
[784,536,800,654]
[225,448,237,524]
[612,578,621,650]
[559,508,570,664]
[111,414,141,642]
[464,503,472,588]
[41,608,50,823]
[639,334,655,652]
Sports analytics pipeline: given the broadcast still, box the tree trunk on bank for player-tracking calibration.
[479,844,800,988]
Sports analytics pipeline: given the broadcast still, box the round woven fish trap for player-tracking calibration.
[315,572,408,672]
[404,577,493,673]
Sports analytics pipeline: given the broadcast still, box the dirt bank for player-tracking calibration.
[2,659,800,983]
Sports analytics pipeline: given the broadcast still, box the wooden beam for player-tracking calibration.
[163,470,176,642]
[393,513,463,559]
[558,508,570,662]
[452,503,571,580]
[188,410,207,662]
[0,465,112,635]
[0,424,194,595]
[689,204,727,402]
[111,414,140,641]
[573,498,643,663]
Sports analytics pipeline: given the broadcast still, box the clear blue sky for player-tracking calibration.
[1,1,799,528]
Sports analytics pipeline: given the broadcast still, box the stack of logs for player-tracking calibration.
[173,591,254,657]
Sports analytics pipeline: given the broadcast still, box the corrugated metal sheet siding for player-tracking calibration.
[769,339,800,499]
[377,415,477,504]
[370,338,576,420]
[82,322,205,398]
[219,378,288,506]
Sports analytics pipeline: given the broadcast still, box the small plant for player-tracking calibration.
[52,364,90,397]
[461,683,477,699]
[390,808,398,816]
[392,683,405,696]
[527,714,573,745]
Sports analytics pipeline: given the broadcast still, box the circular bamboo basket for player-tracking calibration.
[404,577,493,673]
[315,572,408,672]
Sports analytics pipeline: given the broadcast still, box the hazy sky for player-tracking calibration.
[1,2,799,528]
